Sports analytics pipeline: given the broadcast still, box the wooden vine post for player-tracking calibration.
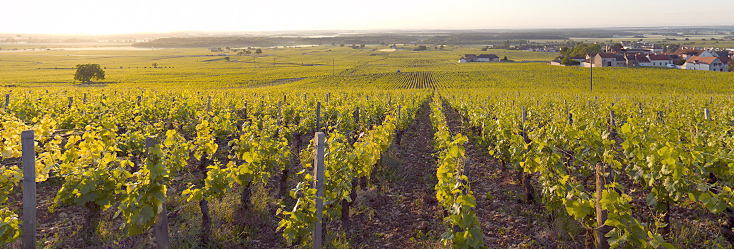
[147,137,170,249]
[595,162,612,249]
[313,132,326,249]
[278,101,282,125]
[22,130,36,249]
[315,102,321,132]
[521,106,534,203]
[704,108,710,120]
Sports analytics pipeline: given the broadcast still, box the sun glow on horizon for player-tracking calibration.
[2,0,733,35]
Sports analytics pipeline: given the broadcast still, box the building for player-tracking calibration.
[627,54,652,66]
[594,53,626,67]
[477,54,500,62]
[683,56,727,72]
[647,54,672,67]
[459,54,499,63]
[671,47,704,60]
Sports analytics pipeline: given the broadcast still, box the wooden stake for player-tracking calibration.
[313,132,325,249]
[704,108,710,120]
[22,130,36,249]
[315,102,321,131]
[278,101,282,125]
[595,163,612,249]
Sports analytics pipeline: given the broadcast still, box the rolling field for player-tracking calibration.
[1,45,734,249]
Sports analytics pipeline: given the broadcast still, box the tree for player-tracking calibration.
[255,49,262,54]
[74,64,105,83]
[224,57,230,62]
[413,45,427,51]
[152,63,158,68]
[561,56,580,66]
[729,60,734,72]
[502,56,508,61]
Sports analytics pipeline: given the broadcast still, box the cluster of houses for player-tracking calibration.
[459,54,500,63]
[551,47,732,72]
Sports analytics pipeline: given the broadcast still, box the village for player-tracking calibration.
[460,40,734,72]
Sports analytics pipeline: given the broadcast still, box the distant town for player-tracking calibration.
[461,40,733,72]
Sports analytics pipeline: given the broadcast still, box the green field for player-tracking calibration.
[1,45,731,93]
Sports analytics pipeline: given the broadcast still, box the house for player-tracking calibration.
[683,56,727,72]
[594,53,626,67]
[477,54,500,62]
[606,45,622,53]
[636,54,652,66]
[586,53,598,59]
[460,54,498,63]
[671,47,703,60]
[699,50,729,58]
[719,56,731,66]
[458,54,478,63]
[647,54,672,67]
[624,54,639,66]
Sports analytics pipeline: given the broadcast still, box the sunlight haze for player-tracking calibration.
[2,0,734,34]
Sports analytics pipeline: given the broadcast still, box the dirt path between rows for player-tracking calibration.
[350,98,444,248]
[439,97,580,248]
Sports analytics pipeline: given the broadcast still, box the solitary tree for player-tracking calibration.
[561,56,573,65]
[74,64,105,83]
[224,56,230,62]
[255,49,262,54]
[152,63,158,68]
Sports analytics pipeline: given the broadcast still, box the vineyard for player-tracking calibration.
[1,45,734,248]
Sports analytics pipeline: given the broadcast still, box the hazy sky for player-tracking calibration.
[2,0,733,35]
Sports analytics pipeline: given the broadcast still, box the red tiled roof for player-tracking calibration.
[685,56,720,65]
[636,55,650,63]
[672,48,703,56]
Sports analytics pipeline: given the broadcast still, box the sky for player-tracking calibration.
[2,0,734,35]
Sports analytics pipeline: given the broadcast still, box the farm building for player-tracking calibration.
[459,54,499,63]
[683,56,728,72]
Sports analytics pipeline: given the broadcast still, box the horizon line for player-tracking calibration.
[2,25,734,37]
